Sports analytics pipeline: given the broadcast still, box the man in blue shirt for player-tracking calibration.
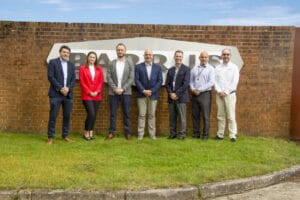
[190,51,215,140]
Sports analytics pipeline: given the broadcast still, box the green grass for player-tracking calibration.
[0,133,299,191]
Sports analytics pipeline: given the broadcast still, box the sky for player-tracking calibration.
[1,0,300,26]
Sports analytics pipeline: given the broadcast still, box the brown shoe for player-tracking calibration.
[47,138,53,145]
[63,137,74,143]
[125,134,132,140]
[105,133,114,140]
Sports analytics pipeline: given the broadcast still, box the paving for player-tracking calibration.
[0,165,299,200]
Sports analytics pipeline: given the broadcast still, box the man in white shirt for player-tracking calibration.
[106,43,135,140]
[214,48,240,142]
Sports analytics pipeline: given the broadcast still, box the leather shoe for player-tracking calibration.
[63,137,74,143]
[125,134,132,140]
[168,134,177,139]
[47,138,53,145]
[230,138,236,142]
[214,135,224,140]
[105,133,114,140]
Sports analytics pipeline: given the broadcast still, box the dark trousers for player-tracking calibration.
[109,94,131,135]
[82,100,100,131]
[168,101,187,136]
[47,96,73,139]
[191,91,211,137]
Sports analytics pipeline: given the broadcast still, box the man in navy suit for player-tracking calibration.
[135,49,163,140]
[165,50,190,140]
[47,45,76,145]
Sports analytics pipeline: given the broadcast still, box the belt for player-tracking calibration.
[230,90,236,94]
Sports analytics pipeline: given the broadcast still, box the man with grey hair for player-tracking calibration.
[135,49,163,140]
[214,48,240,142]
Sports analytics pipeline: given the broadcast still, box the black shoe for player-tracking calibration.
[168,134,177,139]
[83,135,91,141]
[192,135,200,139]
[230,138,236,142]
[178,135,185,140]
[214,135,223,140]
[203,135,209,140]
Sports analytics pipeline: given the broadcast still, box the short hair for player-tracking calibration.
[116,43,126,50]
[59,45,71,53]
[174,50,183,56]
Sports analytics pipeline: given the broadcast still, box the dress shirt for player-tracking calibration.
[214,62,239,95]
[116,60,125,88]
[146,63,152,80]
[190,63,215,92]
[60,58,68,87]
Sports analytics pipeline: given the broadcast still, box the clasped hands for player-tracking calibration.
[60,87,69,96]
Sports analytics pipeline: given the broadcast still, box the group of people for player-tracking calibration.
[46,44,239,145]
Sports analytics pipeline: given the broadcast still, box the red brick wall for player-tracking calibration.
[0,22,294,137]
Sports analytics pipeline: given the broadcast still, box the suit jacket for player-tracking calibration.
[79,65,104,101]
[134,62,162,100]
[107,59,134,95]
[47,57,76,99]
[165,64,190,103]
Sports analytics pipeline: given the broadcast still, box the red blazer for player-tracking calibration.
[79,65,104,101]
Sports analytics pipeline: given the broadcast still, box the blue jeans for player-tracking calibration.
[109,95,131,135]
[47,96,73,139]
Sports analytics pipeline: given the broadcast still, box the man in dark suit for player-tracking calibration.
[47,45,76,145]
[135,49,163,140]
[106,43,135,140]
[165,50,190,140]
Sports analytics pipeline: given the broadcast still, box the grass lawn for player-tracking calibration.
[0,133,299,191]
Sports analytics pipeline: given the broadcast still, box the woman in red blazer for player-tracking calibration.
[79,51,104,140]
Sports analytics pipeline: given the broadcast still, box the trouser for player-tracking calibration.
[168,101,187,136]
[216,93,237,139]
[82,100,100,131]
[109,94,131,135]
[47,96,73,139]
[137,97,157,138]
[192,91,212,137]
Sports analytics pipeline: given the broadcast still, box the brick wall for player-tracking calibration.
[0,21,295,137]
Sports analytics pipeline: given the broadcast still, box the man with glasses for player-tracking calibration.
[214,48,240,142]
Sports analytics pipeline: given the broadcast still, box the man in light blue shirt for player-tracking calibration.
[190,51,215,140]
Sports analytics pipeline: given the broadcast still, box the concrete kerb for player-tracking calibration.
[0,165,299,200]
[199,164,300,199]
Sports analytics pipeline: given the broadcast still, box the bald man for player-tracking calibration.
[190,51,215,140]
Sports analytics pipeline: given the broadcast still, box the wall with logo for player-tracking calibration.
[0,21,294,137]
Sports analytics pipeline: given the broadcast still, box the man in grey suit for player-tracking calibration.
[106,43,135,140]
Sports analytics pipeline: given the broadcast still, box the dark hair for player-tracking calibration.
[116,43,126,50]
[174,50,183,56]
[59,45,71,53]
[85,51,99,68]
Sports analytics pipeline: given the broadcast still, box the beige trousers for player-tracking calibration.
[137,97,157,138]
[216,93,237,139]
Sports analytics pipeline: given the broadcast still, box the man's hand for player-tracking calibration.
[192,89,200,96]
[60,87,69,96]
[114,88,124,95]
[143,90,152,97]
[170,93,178,100]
